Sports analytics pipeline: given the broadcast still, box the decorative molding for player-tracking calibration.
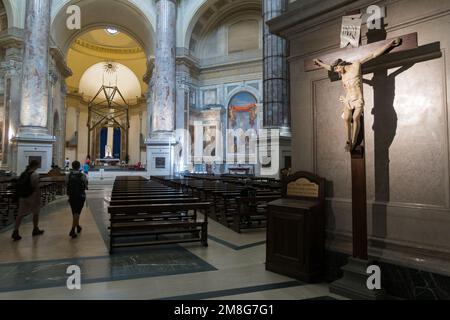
[74,38,144,55]
[268,0,380,38]
[49,46,72,78]
[0,27,23,49]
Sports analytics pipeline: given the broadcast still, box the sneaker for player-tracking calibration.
[12,230,22,241]
[32,228,45,237]
[76,226,82,234]
[69,229,77,239]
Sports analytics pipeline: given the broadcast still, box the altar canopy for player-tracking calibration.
[87,85,130,162]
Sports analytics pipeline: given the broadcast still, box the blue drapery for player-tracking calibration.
[100,128,108,159]
[113,128,121,159]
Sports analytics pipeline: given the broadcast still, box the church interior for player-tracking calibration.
[0,0,450,304]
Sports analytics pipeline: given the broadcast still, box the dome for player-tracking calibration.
[79,62,142,104]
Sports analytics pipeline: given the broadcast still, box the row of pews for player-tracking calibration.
[107,176,210,253]
[153,174,282,233]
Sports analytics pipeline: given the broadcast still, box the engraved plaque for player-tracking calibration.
[287,178,319,198]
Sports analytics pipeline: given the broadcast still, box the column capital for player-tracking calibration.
[1,60,22,77]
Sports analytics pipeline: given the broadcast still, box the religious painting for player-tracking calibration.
[189,125,195,157]
[228,91,257,130]
[227,91,258,165]
[203,125,217,157]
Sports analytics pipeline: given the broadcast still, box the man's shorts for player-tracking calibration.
[69,197,86,215]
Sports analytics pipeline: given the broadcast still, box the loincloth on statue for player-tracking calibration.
[341,98,364,119]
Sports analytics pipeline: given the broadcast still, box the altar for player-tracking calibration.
[97,158,121,166]
[97,145,121,166]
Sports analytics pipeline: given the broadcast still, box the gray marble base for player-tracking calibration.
[146,133,178,176]
[325,250,450,300]
[330,257,386,300]
[11,133,55,174]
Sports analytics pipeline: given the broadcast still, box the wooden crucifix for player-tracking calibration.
[305,33,418,260]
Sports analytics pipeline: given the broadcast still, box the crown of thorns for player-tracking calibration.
[331,59,347,69]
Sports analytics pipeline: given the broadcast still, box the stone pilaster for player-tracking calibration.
[0,47,22,171]
[11,0,55,174]
[175,58,194,172]
[176,62,191,131]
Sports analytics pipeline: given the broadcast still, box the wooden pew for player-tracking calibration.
[108,176,211,253]
[232,194,282,233]
[108,202,210,253]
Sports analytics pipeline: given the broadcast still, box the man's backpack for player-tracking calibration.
[16,171,35,199]
[67,172,86,198]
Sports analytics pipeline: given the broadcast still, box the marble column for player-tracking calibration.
[19,0,51,133]
[12,0,55,174]
[146,0,178,176]
[263,0,290,134]
[152,0,177,134]
[260,0,291,177]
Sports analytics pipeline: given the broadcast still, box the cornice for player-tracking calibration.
[73,38,144,55]
[50,46,73,78]
[268,0,382,39]
[0,27,23,49]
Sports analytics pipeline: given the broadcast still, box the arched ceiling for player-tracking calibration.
[78,29,140,49]
[183,0,262,51]
[51,0,155,56]
[0,0,24,29]
[73,29,145,60]
[2,0,263,52]
[66,28,147,102]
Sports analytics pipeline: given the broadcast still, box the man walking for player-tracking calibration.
[67,161,88,239]
[12,160,45,241]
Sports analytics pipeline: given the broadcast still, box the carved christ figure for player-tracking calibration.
[314,38,401,152]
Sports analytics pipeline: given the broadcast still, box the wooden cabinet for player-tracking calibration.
[266,172,325,283]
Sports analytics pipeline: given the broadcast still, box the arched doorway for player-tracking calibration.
[50,0,155,168]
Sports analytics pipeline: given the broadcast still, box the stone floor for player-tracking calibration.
[0,175,345,300]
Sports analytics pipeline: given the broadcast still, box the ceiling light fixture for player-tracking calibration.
[106,27,119,35]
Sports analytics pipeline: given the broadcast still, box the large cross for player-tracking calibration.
[305,33,419,260]
[304,33,418,72]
